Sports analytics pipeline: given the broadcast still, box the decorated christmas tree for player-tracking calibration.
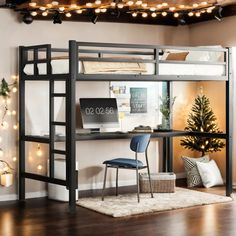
[181,94,225,156]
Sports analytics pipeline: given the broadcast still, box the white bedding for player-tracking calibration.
[23,59,225,76]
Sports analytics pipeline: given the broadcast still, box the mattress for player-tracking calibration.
[23,59,225,76]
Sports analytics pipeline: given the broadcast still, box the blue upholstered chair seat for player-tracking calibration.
[103,158,144,169]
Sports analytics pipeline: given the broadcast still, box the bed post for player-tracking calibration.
[67,40,77,211]
[167,81,173,172]
[19,46,26,201]
[226,48,233,197]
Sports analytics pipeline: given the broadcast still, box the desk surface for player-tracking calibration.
[23,130,227,144]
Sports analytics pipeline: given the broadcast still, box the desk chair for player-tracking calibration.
[102,134,153,203]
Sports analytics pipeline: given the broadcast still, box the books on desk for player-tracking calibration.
[130,125,153,133]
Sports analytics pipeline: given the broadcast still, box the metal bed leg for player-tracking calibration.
[102,165,108,201]
[116,167,119,196]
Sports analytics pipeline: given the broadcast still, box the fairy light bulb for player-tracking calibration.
[136,1,142,6]
[7,98,11,105]
[65,12,72,17]
[42,11,48,16]
[150,7,156,11]
[37,165,43,170]
[142,12,148,18]
[51,1,59,6]
[151,12,157,17]
[95,0,101,4]
[157,4,162,9]
[29,2,37,7]
[110,2,116,7]
[7,110,11,116]
[179,5,185,9]
[169,7,176,11]
[101,8,107,13]
[132,12,137,17]
[188,12,194,17]
[162,2,168,7]
[193,3,199,8]
[95,8,101,13]
[162,11,167,16]
[59,7,65,11]
[86,2,93,7]
[174,12,179,18]
[201,145,205,149]
[47,4,52,8]
[37,144,43,157]
[13,124,18,130]
[76,9,83,14]
[201,1,208,5]
[12,110,16,115]
[141,3,147,7]
[2,121,9,129]
[70,4,77,8]
[12,87,17,93]
[195,12,201,17]
[39,7,46,11]
[207,8,212,13]
[127,1,134,6]
[117,3,124,8]
[12,157,17,162]
[31,11,37,16]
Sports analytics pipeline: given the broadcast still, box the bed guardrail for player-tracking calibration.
[20,41,229,81]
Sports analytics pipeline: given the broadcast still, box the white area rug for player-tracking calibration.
[77,187,232,217]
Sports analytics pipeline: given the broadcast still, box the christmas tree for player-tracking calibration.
[181,95,225,156]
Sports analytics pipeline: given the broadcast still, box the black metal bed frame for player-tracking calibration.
[19,40,233,212]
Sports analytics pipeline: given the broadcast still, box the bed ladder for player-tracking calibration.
[49,72,77,211]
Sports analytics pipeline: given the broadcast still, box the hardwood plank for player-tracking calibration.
[0,187,235,236]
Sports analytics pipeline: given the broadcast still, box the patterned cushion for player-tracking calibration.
[181,155,209,187]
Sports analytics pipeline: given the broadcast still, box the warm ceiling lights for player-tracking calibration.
[21,0,220,24]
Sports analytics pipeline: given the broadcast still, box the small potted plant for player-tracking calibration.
[159,95,176,131]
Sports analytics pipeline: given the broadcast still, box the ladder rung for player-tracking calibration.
[52,149,66,155]
[51,93,66,97]
[51,121,66,126]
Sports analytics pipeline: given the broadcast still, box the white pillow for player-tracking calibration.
[196,160,223,188]
[185,51,210,62]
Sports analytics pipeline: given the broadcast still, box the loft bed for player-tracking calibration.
[19,41,233,212]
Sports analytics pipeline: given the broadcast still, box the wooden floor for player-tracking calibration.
[0,187,235,236]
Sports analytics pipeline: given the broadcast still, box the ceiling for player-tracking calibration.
[2,0,236,25]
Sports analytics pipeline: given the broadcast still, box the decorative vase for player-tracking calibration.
[158,118,172,131]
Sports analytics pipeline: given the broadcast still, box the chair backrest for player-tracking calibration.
[130,134,151,153]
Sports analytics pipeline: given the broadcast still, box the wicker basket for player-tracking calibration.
[139,173,176,193]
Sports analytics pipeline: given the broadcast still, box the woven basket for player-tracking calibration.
[139,173,176,193]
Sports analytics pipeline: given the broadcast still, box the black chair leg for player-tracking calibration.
[116,167,119,196]
[102,165,108,201]
[136,167,140,203]
[146,153,154,198]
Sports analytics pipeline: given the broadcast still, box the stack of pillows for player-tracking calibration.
[182,155,224,188]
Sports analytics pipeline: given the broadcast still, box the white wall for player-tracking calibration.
[0,9,191,199]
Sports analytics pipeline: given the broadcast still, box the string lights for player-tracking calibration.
[0,76,18,187]
[17,0,220,23]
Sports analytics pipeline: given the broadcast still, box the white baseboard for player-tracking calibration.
[0,190,47,202]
